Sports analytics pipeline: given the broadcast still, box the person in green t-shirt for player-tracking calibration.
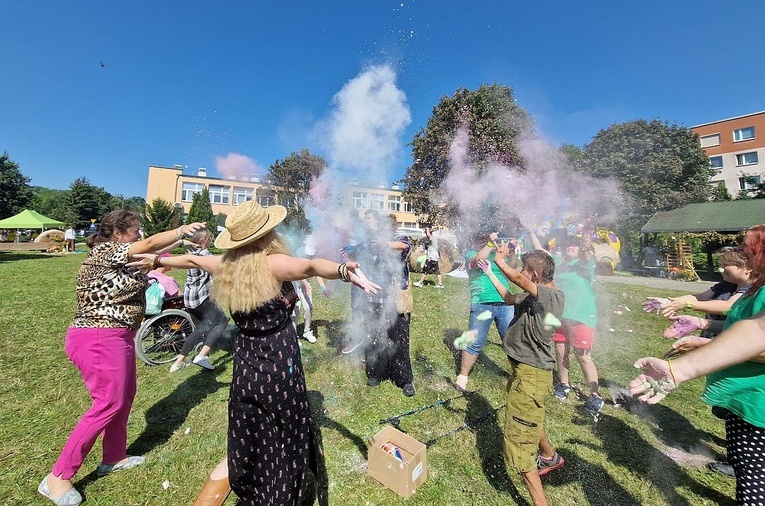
[631,225,765,505]
[455,231,517,391]
[527,228,604,415]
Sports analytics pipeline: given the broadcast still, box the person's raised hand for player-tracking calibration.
[477,259,492,274]
[494,241,509,263]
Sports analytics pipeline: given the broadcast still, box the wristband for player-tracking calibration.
[152,254,161,269]
[684,301,693,310]
[176,225,185,240]
[667,360,678,384]
[486,241,495,249]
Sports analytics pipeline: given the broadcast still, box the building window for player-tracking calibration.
[736,152,759,166]
[739,176,762,190]
[388,195,401,212]
[403,222,418,228]
[233,186,253,205]
[402,201,412,213]
[352,191,368,209]
[709,156,724,170]
[256,188,275,207]
[208,185,230,204]
[181,182,205,202]
[369,193,385,211]
[734,127,755,142]
[700,134,721,148]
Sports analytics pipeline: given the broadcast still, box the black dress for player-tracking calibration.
[228,282,319,505]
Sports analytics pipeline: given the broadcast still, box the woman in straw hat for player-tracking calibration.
[136,200,379,505]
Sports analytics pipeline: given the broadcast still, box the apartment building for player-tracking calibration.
[692,111,765,197]
[145,165,420,228]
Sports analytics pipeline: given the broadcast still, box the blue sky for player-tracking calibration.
[2,1,764,199]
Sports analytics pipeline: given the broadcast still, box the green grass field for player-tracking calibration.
[0,252,735,505]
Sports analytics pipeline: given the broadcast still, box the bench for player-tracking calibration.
[0,242,57,252]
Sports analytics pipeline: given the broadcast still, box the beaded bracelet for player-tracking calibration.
[151,254,161,269]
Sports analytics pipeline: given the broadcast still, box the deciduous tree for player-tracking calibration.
[267,149,326,212]
[402,84,533,226]
[581,119,712,239]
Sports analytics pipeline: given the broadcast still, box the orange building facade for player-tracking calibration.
[145,165,421,229]
[692,111,765,197]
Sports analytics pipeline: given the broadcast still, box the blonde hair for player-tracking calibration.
[190,228,213,246]
[212,230,290,313]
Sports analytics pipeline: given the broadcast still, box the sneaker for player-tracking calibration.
[708,460,735,478]
[96,456,146,477]
[169,361,187,373]
[435,284,444,289]
[536,452,565,477]
[412,282,423,288]
[342,340,363,354]
[38,476,82,505]
[303,330,317,343]
[367,376,380,387]
[192,355,215,370]
[402,383,416,397]
[585,394,605,413]
[553,383,571,400]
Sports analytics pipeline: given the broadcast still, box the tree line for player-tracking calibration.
[2,83,758,245]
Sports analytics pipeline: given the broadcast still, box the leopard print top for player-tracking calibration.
[70,242,149,330]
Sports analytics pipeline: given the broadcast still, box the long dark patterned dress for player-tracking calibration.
[228,282,319,505]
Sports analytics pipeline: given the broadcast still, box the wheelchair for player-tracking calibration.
[134,296,198,366]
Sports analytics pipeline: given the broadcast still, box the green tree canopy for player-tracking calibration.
[186,188,216,233]
[143,198,181,237]
[67,177,112,227]
[110,195,147,213]
[267,149,326,212]
[402,84,533,226]
[30,187,74,224]
[581,119,713,239]
[0,151,33,218]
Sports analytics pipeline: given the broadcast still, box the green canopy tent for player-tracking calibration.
[0,209,65,239]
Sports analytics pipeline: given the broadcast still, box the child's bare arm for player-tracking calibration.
[476,259,518,304]
[493,241,538,297]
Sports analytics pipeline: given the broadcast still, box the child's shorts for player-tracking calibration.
[422,259,440,275]
[503,360,552,473]
[552,320,595,351]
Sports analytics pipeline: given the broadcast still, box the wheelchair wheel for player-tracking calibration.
[135,309,195,365]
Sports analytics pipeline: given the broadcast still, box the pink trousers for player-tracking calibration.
[52,327,137,479]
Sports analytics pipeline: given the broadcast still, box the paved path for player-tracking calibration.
[596,274,715,292]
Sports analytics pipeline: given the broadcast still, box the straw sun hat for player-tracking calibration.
[214,200,287,250]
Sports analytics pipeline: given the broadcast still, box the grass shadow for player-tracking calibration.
[545,447,639,505]
[602,378,726,458]
[0,252,63,262]
[586,413,733,505]
[313,318,348,354]
[127,361,230,457]
[464,392,528,505]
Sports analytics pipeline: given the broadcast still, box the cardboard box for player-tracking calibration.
[367,425,427,499]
